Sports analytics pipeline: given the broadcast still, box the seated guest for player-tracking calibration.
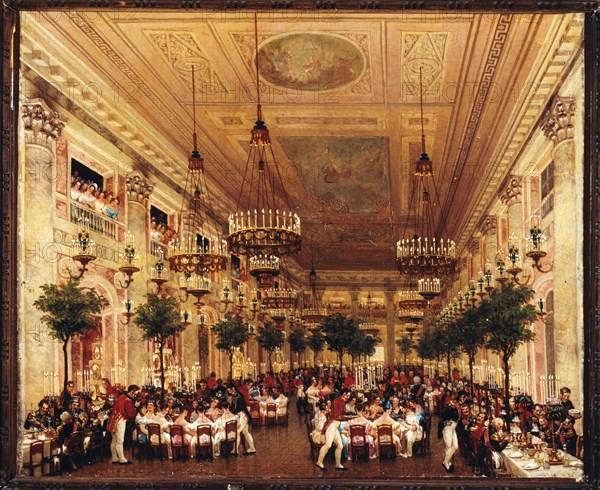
[24,399,53,430]
[136,400,157,445]
[206,397,223,422]
[489,417,510,454]
[373,403,401,457]
[306,378,320,410]
[366,395,384,420]
[348,401,377,459]
[539,414,562,449]
[399,403,424,458]
[272,385,288,419]
[559,415,578,456]
[188,399,201,423]
[214,401,238,455]
[186,402,217,456]
[57,412,78,471]
[389,396,404,421]
[344,395,358,417]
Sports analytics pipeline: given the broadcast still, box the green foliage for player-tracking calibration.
[348,331,380,363]
[288,329,307,355]
[482,282,537,362]
[256,322,285,372]
[320,313,359,367]
[33,278,108,344]
[134,293,187,397]
[134,293,186,346]
[396,335,413,364]
[416,334,437,361]
[452,307,488,393]
[307,328,326,365]
[33,278,109,394]
[211,313,250,373]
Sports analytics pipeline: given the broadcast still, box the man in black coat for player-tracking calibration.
[226,384,256,455]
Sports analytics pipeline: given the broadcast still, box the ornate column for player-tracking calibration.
[541,96,582,409]
[480,216,498,267]
[124,171,154,385]
[500,176,529,379]
[21,100,66,408]
[384,288,396,365]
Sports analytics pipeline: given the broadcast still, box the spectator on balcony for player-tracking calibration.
[70,180,83,201]
[94,191,107,214]
[150,219,160,241]
[104,197,119,220]
[78,183,97,207]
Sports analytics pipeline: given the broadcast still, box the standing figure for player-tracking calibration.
[110,385,140,465]
[441,397,460,472]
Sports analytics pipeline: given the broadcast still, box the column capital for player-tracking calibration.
[480,216,497,237]
[541,96,576,145]
[21,99,65,148]
[125,171,154,206]
[499,175,522,207]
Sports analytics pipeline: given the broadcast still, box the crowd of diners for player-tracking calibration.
[22,365,579,476]
[294,365,579,473]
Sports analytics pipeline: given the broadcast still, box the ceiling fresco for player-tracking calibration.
[257,33,366,91]
[279,136,390,215]
[19,12,583,272]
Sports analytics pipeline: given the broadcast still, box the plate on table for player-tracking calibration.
[508,451,523,458]
[523,462,541,471]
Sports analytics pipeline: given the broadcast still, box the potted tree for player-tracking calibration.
[256,322,285,373]
[321,313,358,369]
[134,293,187,398]
[211,313,249,378]
[307,328,326,367]
[288,329,307,368]
[396,335,414,366]
[482,282,537,423]
[453,307,488,395]
[34,278,109,398]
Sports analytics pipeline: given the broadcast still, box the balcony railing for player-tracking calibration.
[150,239,168,259]
[70,201,117,239]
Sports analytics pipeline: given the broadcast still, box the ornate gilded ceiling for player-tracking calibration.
[20,11,582,272]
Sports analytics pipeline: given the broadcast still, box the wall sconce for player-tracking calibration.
[525,214,552,273]
[149,249,168,294]
[495,250,509,285]
[121,298,134,325]
[117,231,140,289]
[69,218,97,279]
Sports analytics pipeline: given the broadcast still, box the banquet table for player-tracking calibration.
[22,435,59,476]
[501,449,584,479]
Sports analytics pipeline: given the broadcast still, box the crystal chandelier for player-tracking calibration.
[396,67,456,282]
[168,66,227,295]
[301,267,328,325]
[249,253,280,289]
[260,262,300,325]
[227,14,301,263]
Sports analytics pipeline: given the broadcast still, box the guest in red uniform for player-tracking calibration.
[110,384,140,465]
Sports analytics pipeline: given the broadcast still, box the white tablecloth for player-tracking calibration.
[501,450,584,479]
[22,437,59,476]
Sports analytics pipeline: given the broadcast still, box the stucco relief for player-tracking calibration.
[146,31,226,93]
[401,32,449,99]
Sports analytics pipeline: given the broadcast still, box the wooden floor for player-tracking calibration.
[17,406,480,488]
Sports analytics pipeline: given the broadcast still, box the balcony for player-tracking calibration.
[70,201,118,239]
